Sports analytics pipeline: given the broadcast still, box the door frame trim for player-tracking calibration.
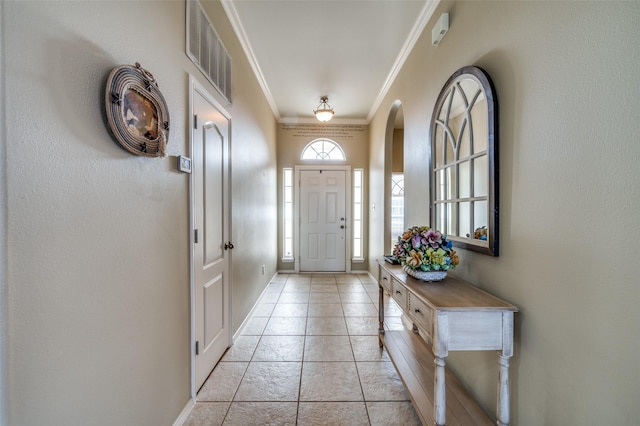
[188,75,232,398]
[294,165,351,273]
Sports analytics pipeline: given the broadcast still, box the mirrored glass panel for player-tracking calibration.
[429,66,498,256]
[459,161,471,199]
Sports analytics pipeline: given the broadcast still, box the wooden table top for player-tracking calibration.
[378,259,518,312]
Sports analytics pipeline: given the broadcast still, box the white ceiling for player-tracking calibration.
[222,0,439,124]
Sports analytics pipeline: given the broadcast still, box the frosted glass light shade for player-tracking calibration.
[315,109,334,122]
[314,96,334,122]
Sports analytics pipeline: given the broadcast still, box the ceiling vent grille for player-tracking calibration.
[186,0,232,103]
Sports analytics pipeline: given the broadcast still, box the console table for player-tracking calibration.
[377,259,518,426]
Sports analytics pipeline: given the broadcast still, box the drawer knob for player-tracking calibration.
[415,309,421,314]
[396,290,401,294]
[383,277,388,281]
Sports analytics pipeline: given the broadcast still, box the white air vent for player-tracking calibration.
[186,0,232,103]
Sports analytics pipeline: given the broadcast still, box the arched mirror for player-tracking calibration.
[429,66,498,256]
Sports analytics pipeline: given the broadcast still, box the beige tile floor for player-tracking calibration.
[185,273,421,426]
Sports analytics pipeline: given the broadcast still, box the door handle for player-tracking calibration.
[224,242,235,250]
[340,225,345,229]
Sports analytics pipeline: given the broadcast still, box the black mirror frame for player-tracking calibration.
[428,66,499,256]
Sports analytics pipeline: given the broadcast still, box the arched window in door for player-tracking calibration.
[301,138,345,160]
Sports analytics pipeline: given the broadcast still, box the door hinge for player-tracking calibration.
[194,114,198,129]
[194,229,199,243]
[195,341,199,355]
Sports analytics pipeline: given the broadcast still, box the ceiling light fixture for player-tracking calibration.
[314,96,334,122]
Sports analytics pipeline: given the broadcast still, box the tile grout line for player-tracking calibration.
[223,276,285,421]
[353,274,374,426]
[294,273,304,426]
[219,282,275,423]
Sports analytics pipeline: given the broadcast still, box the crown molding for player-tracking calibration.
[220,0,281,120]
[366,0,440,123]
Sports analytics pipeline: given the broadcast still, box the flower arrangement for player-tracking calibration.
[393,226,459,272]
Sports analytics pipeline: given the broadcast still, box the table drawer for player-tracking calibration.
[408,293,434,337]
[379,266,392,294]
[391,278,408,310]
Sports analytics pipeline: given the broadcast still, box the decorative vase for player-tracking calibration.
[402,264,447,282]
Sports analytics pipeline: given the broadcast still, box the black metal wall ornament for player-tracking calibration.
[104,63,170,157]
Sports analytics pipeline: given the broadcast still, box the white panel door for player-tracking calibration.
[192,86,230,391]
[300,170,346,272]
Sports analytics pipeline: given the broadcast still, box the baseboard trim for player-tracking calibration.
[232,272,278,341]
[172,398,195,426]
[366,270,376,282]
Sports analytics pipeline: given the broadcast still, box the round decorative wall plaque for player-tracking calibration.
[104,63,170,157]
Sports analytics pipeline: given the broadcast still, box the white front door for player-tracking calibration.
[191,82,231,391]
[299,170,346,272]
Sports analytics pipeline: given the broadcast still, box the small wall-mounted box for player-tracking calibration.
[432,13,449,46]
[177,155,192,173]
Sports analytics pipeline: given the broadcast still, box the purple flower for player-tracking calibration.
[411,234,423,249]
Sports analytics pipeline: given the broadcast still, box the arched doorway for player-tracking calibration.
[384,101,404,253]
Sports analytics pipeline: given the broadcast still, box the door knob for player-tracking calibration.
[224,242,235,250]
[340,225,345,229]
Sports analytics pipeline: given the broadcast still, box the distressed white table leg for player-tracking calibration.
[378,284,385,347]
[496,354,511,426]
[433,311,449,426]
[497,311,514,426]
[434,356,447,426]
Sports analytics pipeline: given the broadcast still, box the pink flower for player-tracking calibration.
[425,229,442,248]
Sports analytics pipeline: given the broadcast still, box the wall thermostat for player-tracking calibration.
[177,155,192,173]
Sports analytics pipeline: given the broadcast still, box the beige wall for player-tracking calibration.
[2,0,277,424]
[276,123,369,271]
[392,129,404,173]
[369,1,640,423]
[200,0,279,335]
[0,0,7,422]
